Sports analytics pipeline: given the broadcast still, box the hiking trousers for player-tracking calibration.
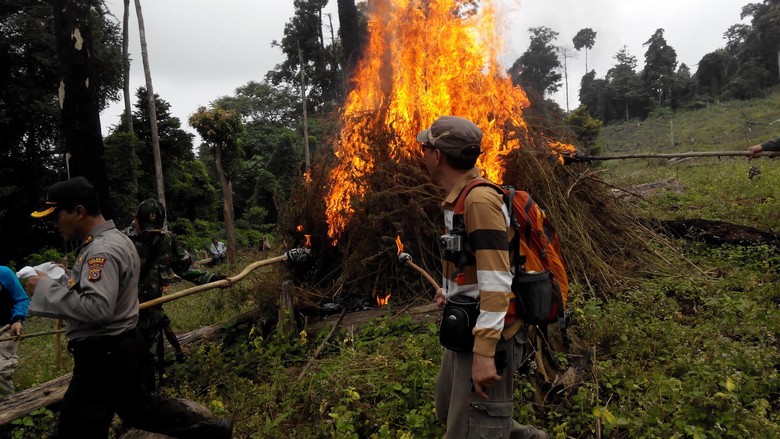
[0,325,19,397]
[435,332,548,439]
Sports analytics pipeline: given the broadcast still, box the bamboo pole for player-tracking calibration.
[579,150,780,161]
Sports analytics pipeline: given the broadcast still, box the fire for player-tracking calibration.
[296,225,304,232]
[395,234,404,255]
[304,234,311,248]
[324,0,531,239]
[548,141,578,164]
[376,292,391,307]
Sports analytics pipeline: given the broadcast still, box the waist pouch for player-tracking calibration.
[439,297,480,352]
[513,270,557,325]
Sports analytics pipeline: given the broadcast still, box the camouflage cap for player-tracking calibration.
[136,198,166,231]
[416,116,483,158]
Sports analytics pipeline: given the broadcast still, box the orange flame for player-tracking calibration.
[395,234,404,255]
[324,1,531,239]
[376,292,391,307]
[548,141,577,164]
[296,225,304,232]
[304,234,311,248]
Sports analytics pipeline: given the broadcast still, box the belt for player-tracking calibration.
[67,329,137,354]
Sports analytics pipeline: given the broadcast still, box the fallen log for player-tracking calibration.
[654,219,779,248]
[309,302,441,333]
[0,308,266,426]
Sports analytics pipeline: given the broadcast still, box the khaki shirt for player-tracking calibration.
[29,220,140,341]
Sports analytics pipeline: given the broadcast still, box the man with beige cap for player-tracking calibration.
[418,116,548,438]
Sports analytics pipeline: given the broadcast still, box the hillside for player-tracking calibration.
[599,88,780,154]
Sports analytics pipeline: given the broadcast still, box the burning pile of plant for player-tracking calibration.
[281,0,660,306]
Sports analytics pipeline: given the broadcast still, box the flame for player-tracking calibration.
[395,234,404,255]
[304,234,311,248]
[376,292,391,307]
[548,141,577,164]
[296,225,304,232]
[324,0,531,239]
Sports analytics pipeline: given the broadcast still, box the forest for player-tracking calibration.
[0,0,779,438]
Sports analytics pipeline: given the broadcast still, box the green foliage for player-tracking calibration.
[7,407,56,439]
[564,105,603,153]
[267,0,342,109]
[104,131,142,223]
[24,248,66,268]
[642,29,678,107]
[509,26,562,97]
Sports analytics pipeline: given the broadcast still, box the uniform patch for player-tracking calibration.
[87,257,106,269]
[87,257,105,282]
[88,268,102,281]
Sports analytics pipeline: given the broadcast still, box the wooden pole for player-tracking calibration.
[139,254,287,309]
[580,150,780,161]
[404,261,441,290]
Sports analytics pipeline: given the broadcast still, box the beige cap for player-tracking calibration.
[416,116,483,158]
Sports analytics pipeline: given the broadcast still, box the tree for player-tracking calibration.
[642,29,678,107]
[122,0,133,132]
[337,0,367,88]
[741,1,780,82]
[607,46,646,121]
[53,0,119,217]
[579,70,608,120]
[1,0,122,264]
[190,107,244,264]
[670,63,697,109]
[572,28,597,72]
[696,50,731,97]
[564,105,603,155]
[267,0,341,109]
[134,0,166,208]
[508,26,562,97]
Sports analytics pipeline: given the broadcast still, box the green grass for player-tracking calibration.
[599,87,780,154]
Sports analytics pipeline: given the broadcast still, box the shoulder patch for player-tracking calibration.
[86,257,105,282]
[87,268,102,281]
[87,257,106,269]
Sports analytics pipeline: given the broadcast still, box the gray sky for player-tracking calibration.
[101,0,748,138]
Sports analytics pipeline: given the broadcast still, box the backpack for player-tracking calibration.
[452,179,570,345]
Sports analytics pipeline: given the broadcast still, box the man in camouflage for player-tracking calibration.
[126,199,232,377]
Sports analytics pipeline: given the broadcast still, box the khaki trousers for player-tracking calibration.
[435,332,548,439]
[0,325,20,397]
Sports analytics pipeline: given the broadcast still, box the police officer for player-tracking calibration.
[126,199,232,376]
[26,177,232,439]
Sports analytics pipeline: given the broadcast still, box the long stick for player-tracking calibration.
[0,254,289,342]
[580,150,780,161]
[139,254,287,309]
[406,261,441,290]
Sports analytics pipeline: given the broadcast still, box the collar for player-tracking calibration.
[76,220,116,253]
[442,167,484,208]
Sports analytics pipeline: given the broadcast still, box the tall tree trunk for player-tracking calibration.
[299,45,311,170]
[338,0,362,89]
[53,0,112,218]
[214,144,236,264]
[585,48,589,73]
[134,0,165,209]
[122,0,133,132]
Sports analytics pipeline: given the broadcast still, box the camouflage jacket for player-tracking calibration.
[125,227,223,306]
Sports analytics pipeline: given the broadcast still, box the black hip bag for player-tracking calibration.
[439,297,480,352]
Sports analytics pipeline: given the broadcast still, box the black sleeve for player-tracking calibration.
[760,137,780,151]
